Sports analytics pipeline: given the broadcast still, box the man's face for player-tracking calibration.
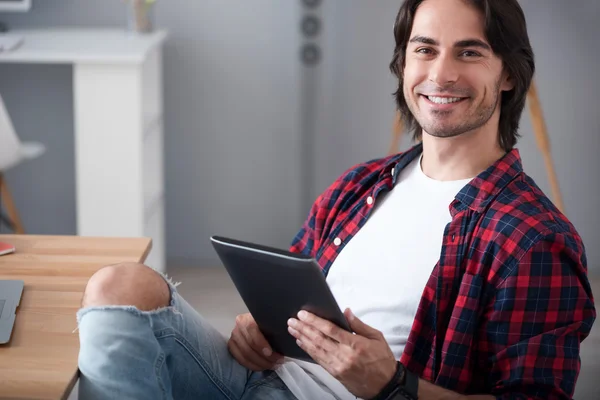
[403,0,514,139]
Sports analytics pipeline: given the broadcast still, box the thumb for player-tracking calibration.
[344,308,381,340]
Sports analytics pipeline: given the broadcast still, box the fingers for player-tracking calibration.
[229,326,277,371]
[228,314,283,371]
[297,311,352,343]
[227,335,270,371]
[240,324,283,364]
[344,308,382,340]
[288,318,337,353]
[241,323,280,361]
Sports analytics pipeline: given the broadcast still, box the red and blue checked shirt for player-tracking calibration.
[289,143,596,400]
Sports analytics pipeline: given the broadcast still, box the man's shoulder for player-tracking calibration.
[491,172,577,232]
[478,171,584,265]
[317,152,399,201]
[293,152,402,255]
[333,153,398,186]
[318,145,423,202]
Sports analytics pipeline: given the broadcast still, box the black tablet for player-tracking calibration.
[210,235,351,363]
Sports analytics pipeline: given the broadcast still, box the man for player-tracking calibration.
[77,0,596,399]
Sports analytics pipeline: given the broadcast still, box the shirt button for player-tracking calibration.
[367,196,374,205]
[333,237,342,246]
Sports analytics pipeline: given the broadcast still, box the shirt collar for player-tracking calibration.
[389,143,524,214]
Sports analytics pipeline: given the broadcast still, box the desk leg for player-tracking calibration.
[66,378,79,400]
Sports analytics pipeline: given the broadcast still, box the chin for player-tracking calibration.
[420,122,474,139]
[423,129,467,139]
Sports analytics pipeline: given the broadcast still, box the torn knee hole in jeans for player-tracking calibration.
[74,272,184,333]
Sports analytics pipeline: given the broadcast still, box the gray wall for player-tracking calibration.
[1,0,598,275]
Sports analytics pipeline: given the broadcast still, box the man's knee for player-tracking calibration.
[82,262,171,311]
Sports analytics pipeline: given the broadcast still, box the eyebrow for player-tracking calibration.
[409,35,491,51]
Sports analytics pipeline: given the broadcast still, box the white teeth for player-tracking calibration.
[427,96,464,104]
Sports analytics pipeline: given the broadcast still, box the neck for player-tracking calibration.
[420,127,506,181]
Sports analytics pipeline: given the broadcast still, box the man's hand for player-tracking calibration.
[287,308,397,399]
[228,313,284,371]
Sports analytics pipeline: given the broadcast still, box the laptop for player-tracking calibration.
[0,280,24,344]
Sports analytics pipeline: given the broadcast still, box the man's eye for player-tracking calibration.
[416,48,433,54]
[461,50,481,57]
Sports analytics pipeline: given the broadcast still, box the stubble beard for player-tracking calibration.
[406,79,502,139]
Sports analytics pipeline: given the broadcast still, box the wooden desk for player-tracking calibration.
[0,235,151,400]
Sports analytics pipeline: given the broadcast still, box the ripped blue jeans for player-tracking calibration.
[76,275,297,400]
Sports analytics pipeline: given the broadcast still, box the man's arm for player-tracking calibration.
[479,232,596,399]
[289,194,321,257]
[417,379,492,400]
[419,232,595,400]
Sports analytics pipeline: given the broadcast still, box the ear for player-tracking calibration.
[500,70,515,92]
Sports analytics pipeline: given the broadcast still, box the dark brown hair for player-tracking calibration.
[389,0,535,151]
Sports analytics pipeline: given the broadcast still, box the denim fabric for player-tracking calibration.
[76,276,297,400]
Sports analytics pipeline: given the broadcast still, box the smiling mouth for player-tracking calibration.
[421,95,469,105]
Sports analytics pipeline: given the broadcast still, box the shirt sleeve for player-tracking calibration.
[484,232,596,400]
[289,192,323,257]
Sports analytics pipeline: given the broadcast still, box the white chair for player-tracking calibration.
[0,93,46,234]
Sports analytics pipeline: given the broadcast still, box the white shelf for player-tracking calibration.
[0,28,168,65]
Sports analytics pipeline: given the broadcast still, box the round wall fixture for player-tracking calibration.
[301,43,321,66]
[301,15,321,37]
[302,0,321,9]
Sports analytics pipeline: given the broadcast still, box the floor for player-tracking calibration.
[166,266,600,399]
[169,266,249,336]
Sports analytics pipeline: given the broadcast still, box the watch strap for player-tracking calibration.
[379,362,419,400]
[370,361,403,400]
[398,366,419,400]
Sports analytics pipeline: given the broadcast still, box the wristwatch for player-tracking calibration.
[370,361,419,400]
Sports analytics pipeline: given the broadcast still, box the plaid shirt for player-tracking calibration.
[289,143,596,399]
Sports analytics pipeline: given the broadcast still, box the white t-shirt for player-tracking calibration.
[275,154,473,400]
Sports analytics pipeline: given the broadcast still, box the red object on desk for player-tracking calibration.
[0,241,15,256]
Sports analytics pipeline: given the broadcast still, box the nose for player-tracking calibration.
[428,52,459,87]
